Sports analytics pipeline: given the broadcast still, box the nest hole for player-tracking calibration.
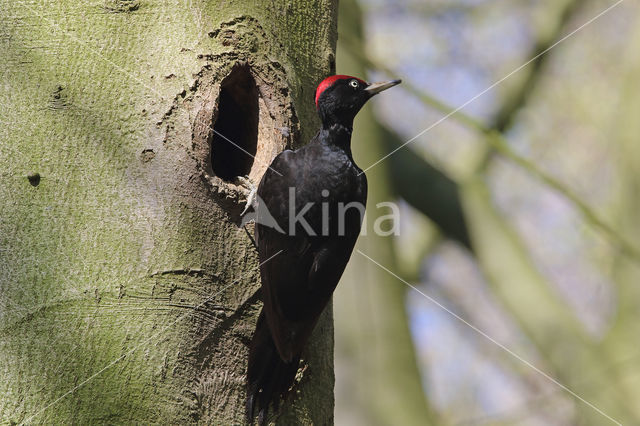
[210,65,258,181]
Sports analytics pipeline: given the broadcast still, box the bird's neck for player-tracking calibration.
[319,123,353,152]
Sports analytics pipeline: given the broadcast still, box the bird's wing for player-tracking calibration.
[255,149,365,361]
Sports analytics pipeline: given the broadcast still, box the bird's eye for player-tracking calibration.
[349,79,359,88]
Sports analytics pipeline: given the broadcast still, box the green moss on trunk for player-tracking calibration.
[0,1,338,423]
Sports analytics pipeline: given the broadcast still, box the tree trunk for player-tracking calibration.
[0,1,337,424]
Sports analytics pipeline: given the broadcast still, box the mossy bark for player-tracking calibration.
[0,1,337,424]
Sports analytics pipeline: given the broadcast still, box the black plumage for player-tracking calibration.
[246,75,400,425]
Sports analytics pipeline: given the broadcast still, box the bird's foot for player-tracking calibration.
[238,175,257,217]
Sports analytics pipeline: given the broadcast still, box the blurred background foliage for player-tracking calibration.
[334,0,640,424]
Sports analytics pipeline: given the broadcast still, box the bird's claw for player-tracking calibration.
[238,175,257,217]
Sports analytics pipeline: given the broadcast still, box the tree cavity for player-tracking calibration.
[210,64,258,182]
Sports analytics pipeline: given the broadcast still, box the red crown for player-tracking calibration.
[315,75,367,108]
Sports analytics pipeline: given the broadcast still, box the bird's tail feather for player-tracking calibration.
[247,310,300,425]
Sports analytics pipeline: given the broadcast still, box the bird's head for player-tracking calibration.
[315,75,401,129]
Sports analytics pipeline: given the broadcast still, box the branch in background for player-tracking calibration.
[379,124,472,250]
[478,0,584,170]
[491,0,583,133]
[486,131,640,261]
[346,2,640,422]
[341,38,640,263]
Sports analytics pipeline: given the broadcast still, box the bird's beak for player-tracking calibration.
[364,79,401,95]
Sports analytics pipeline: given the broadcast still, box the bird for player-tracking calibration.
[246,74,401,425]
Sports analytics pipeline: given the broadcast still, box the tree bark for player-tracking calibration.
[0,1,337,424]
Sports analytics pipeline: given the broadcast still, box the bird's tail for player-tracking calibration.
[246,310,300,425]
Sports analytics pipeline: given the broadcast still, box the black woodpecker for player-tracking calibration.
[246,75,401,425]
